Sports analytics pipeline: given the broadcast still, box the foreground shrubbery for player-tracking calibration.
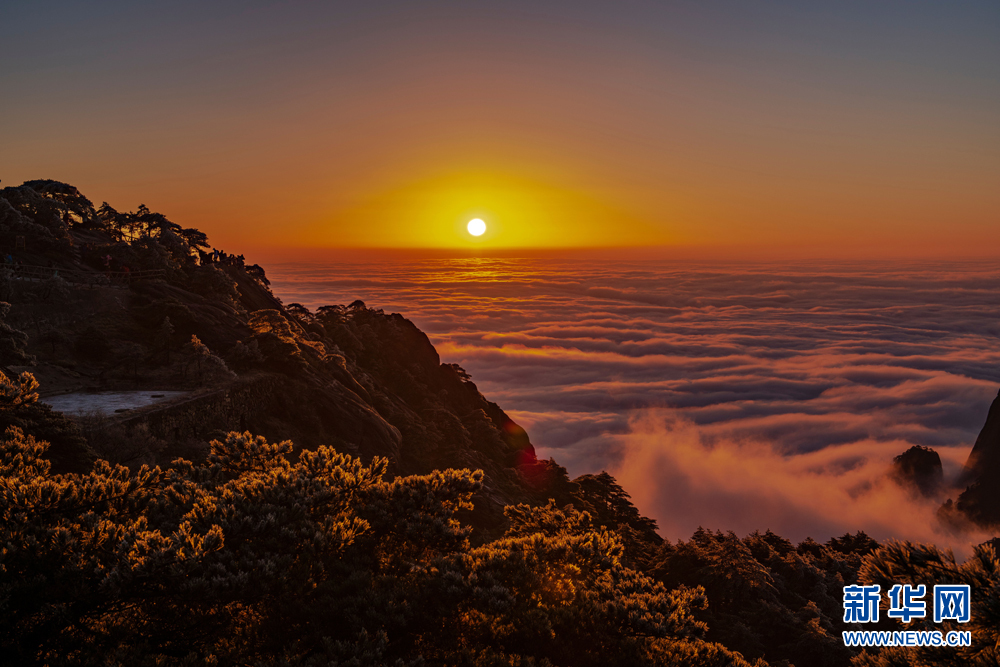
[2,434,999,666]
[1,427,766,666]
[853,540,1000,667]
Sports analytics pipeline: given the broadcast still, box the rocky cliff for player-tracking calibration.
[0,179,567,536]
[954,388,1000,527]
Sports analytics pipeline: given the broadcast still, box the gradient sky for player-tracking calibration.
[3,1,998,254]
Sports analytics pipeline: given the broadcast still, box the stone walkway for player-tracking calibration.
[43,391,188,415]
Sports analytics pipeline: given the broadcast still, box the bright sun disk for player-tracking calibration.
[467,218,487,236]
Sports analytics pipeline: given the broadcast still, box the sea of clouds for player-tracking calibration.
[268,256,1000,549]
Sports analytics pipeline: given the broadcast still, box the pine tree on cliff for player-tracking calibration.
[186,334,235,384]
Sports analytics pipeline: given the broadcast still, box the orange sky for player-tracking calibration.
[3,2,998,256]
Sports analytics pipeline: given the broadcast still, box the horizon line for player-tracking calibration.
[241,244,1000,264]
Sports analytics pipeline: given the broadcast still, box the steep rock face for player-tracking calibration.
[955,389,1000,527]
[287,304,544,531]
[120,298,544,531]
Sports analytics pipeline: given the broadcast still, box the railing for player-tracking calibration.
[1,264,165,287]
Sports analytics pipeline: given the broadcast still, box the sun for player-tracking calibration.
[467,218,487,236]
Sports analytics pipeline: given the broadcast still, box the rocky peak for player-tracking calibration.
[891,445,943,497]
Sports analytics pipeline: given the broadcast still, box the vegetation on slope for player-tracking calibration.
[1,423,763,666]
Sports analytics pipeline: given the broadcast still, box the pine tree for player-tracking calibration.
[186,334,235,383]
[155,315,174,364]
[853,540,1000,666]
[1,428,771,666]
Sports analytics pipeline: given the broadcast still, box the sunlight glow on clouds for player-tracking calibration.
[270,256,1000,546]
[610,411,993,554]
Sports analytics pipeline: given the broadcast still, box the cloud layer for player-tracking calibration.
[611,410,993,554]
[269,257,1000,547]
